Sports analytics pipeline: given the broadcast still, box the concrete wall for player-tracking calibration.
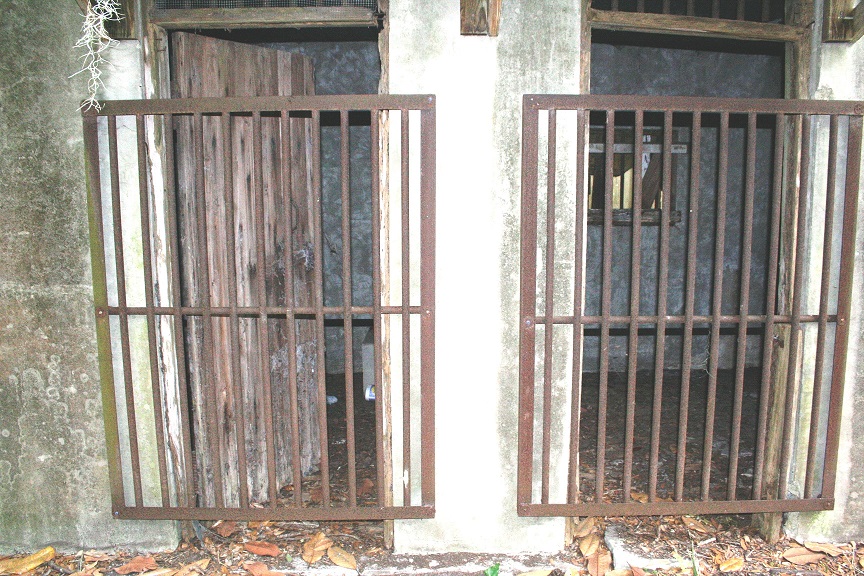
[784,19,864,542]
[0,1,176,552]
[387,0,580,552]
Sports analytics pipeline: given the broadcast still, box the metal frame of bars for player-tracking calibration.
[591,0,784,23]
[82,94,435,521]
[518,94,863,517]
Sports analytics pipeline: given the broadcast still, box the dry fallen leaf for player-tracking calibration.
[683,517,715,534]
[803,542,843,557]
[587,551,612,576]
[301,533,333,564]
[244,542,281,558]
[214,521,238,538]
[629,567,646,576]
[718,557,744,572]
[782,547,826,565]
[0,547,56,575]
[580,533,601,558]
[572,517,596,539]
[630,492,649,503]
[859,556,864,569]
[357,478,375,498]
[605,570,632,576]
[83,551,114,563]
[242,562,281,576]
[115,557,158,575]
[173,558,210,576]
[326,546,357,571]
[516,571,553,576]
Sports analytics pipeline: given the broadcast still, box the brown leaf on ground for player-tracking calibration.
[309,487,323,504]
[859,555,864,569]
[604,569,631,576]
[803,542,844,557]
[579,533,601,558]
[782,547,826,565]
[587,551,612,576]
[629,567,646,576]
[630,492,649,503]
[718,557,744,572]
[173,558,210,576]
[115,556,158,575]
[213,522,238,538]
[242,562,281,576]
[572,517,596,539]
[244,542,281,557]
[83,552,115,563]
[301,533,333,564]
[326,546,357,571]
[683,516,715,534]
[515,571,553,576]
[0,546,56,575]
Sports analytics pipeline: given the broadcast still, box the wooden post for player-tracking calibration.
[461,0,501,36]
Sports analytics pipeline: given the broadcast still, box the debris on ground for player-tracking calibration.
[0,515,861,576]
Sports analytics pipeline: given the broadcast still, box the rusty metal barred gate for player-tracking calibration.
[518,95,862,516]
[83,95,435,521]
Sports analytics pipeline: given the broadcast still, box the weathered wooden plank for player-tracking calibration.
[152,7,377,29]
[171,32,320,507]
[822,0,854,41]
[588,7,804,42]
[460,0,501,36]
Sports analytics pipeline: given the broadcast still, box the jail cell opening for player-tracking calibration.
[82,85,436,519]
[518,95,861,517]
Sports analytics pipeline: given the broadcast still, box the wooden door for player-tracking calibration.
[171,32,319,507]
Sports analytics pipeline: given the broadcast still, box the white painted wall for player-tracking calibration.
[387,0,582,552]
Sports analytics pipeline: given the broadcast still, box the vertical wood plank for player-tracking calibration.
[460,0,501,36]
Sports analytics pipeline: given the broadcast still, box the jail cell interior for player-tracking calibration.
[518,95,861,516]
[83,92,435,520]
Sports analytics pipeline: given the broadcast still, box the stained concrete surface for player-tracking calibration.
[0,0,176,552]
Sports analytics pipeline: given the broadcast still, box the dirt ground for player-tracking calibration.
[2,515,862,576]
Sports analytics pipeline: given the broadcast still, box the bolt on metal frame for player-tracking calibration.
[518,94,862,517]
[82,95,435,521]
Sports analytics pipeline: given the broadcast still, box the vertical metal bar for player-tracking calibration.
[649,111,673,501]
[687,0,695,16]
[281,110,303,508]
[163,115,196,506]
[727,113,757,500]
[762,0,770,21]
[370,110,386,507]
[779,115,811,500]
[420,101,437,507]
[109,115,144,507]
[518,97,540,507]
[712,0,720,18]
[803,116,838,498]
[400,108,412,506]
[340,111,358,507]
[84,114,125,513]
[676,111,702,501]
[611,0,619,11]
[821,115,862,500]
[663,0,671,14]
[194,112,224,508]
[222,112,250,508]
[251,113,279,508]
[637,0,645,12]
[568,108,587,505]
[311,110,331,506]
[135,115,171,507]
[753,113,785,499]
[541,110,557,504]
[597,109,615,503]
[623,110,644,501]
[701,111,729,500]
[736,0,745,20]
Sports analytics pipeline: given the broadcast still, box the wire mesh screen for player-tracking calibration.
[156,0,376,8]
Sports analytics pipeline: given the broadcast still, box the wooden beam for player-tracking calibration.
[851,0,864,43]
[460,0,501,36]
[588,7,804,42]
[822,0,856,41]
[151,6,378,29]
